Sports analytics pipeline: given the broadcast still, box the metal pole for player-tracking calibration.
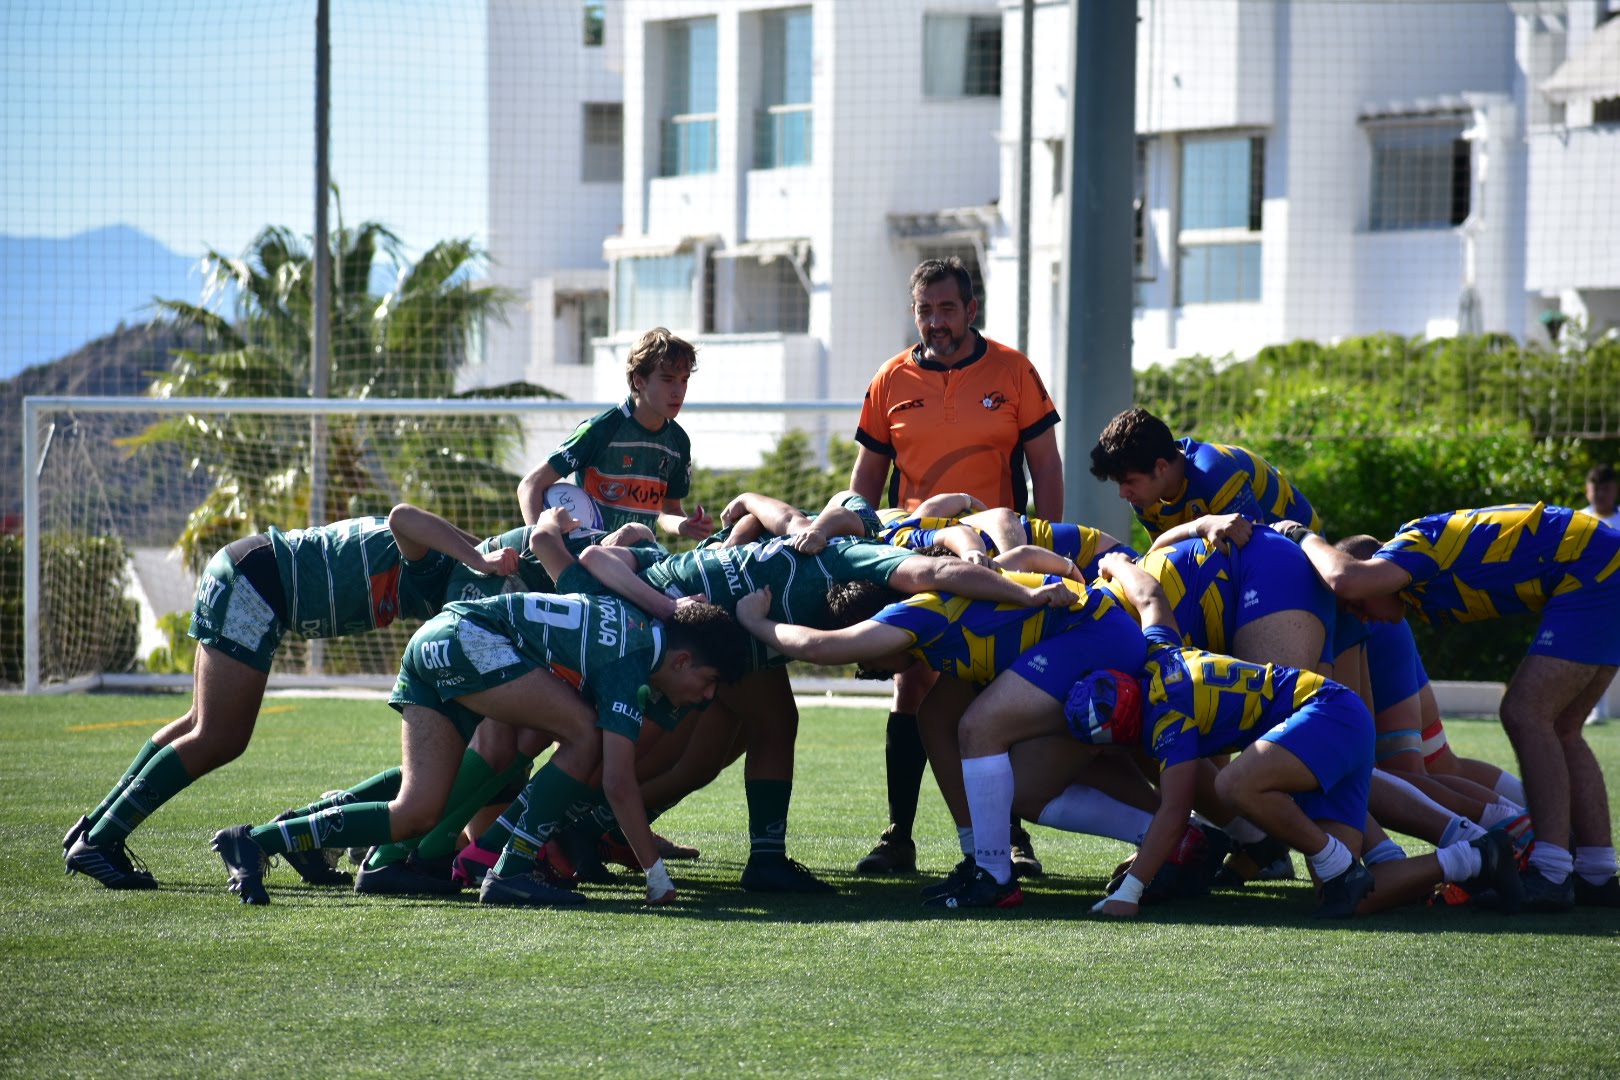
[1059,0,1136,537]
[23,399,41,692]
[310,0,331,674]
[1015,0,1034,356]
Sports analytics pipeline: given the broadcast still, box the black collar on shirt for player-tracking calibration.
[910,331,988,372]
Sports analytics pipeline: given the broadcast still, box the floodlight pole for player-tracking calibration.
[311,0,331,673]
[1015,0,1034,356]
[1059,0,1136,538]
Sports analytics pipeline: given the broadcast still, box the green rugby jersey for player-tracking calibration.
[442,525,559,605]
[447,591,676,739]
[642,536,914,668]
[547,398,693,533]
[267,516,446,639]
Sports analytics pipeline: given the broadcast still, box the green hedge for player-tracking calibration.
[0,533,140,684]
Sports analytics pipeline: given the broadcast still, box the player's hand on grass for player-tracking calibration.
[680,505,715,540]
[736,586,773,626]
[1091,896,1140,918]
[480,546,521,577]
[1196,513,1252,552]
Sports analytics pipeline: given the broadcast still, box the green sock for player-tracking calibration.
[493,763,594,877]
[746,778,792,860]
[252,802,393,857]
[415,756,532,861]
[86,746,193,846]
[84,739,163,830]
[279,768,403,820]
[368,749,501,869]
[474,790,526,853]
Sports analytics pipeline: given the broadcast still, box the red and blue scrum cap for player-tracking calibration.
[1065,669,1143,746]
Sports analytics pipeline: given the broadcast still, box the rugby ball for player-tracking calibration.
[543,482,606,538]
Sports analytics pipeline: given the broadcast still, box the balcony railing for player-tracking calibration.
[660,113,717,176]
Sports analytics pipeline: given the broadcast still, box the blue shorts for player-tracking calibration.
[1257,683,1375,829]
[1526,578,1620,666]
[1007,604,1148,702]
[1366,618,1427,713]
[1230,530,1338,664]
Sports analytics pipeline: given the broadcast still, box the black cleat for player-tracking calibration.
[1521,868,1575,913]
[65,835,158,890]
[921,856,977,901]
[740,856,836,894]
[62,815,90,856]
[210,825,270,905]
[1214,835,1295,887]
[1462,831,1524,914]
[354,857,463,896]
[924,866,1023,910]
[1313,859,1374,919]
[1575,874,1620,908]
[269,808,352,886]
[855,825,917,874]
[1009,824,1044,879]
[478,869,588,907]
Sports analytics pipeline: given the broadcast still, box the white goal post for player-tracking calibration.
[19,395,860,693]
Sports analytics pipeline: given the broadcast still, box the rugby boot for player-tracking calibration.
[1312,859,1374,919]
[269,808,352,886]
[478,869,588,907]
[65,835,158,891]
[1574,874,1620,908]
[855,825,917,874]
[1521,868,1576,913]
[920,856,977,901]
[740,855,836,893]
[924,866,1023,910]
[1010,824,1044,879]
[210,825,270,905]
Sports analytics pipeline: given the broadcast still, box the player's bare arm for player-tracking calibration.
[1024,428,1065,521]
[387,503,519,577]
[994,545,1082,581]
[888,555,1072,607]
[1095,760,1198,918]
[1148,512,1254,553]
[736,586,914,665]
[910,491,989,518]
[601,730,676,904]
[516,461,565,527]
[1274,521,1412,599]
[1098,552,1178,633]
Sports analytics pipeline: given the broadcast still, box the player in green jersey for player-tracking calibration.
[63,504,524,892]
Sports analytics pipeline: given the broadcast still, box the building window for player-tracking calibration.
[582,103,623,183]
[1177,135,1263,304]
[1596,97,1620,124]
[661,19,719,177]
[583,2,605,46]
[575,291,609,365]
[723,254,811,333]
[923,14,1001,98]
[756,8,813,168]
[1367,119,1469,231]
[915,242,986,328]
[614,253,697,333]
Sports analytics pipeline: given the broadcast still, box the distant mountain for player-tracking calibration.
[0,226,206,380]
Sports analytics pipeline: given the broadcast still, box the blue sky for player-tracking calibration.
[2,0,488,258]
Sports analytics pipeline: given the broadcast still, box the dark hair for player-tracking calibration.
[665,602,748,684]
[909,257,974,306]
[1588,464,1617,486]
[1335,534,1382,560]
[1088,407,1181,483]
[626,327,698,392]
[824,580,903,629]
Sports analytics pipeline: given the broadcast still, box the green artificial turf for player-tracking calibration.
[2,694,1617,1077]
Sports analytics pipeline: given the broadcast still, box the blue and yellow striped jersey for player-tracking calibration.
[1136,625,1327,767]
[1136,438,1320,539]
[880,513,1126,579]
[868,571,1117,685]
[1373,503,1620,625]
[1100,536,1236,652]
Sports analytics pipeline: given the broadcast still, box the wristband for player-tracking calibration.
[1281,523,1314,545]
[645,857,673,896]
[1089,872,1146,913]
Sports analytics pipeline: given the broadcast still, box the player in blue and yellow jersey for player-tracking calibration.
[877,490,1138,581]
[736,563,1147,909]
[518,327,714,543]
[1278,503,1620,910]
[1088,407,1319,543]
[710,489,885,551]
[63,504,530,892]
[556,522,1073,894]
[208,560,748,907]
[1097,526,1336,679]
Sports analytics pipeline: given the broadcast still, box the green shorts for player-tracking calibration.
[188,534,289,674]
[389,611,531,742]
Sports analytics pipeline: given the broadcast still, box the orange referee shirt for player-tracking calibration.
[855,333,1059,512]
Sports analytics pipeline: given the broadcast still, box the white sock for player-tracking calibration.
[1444,817,1488,845]
[1493,772,1527,806]
[956,825,974,858]
[1528,842,1573,883]
[961,753,1015,885]
[1435,840,1483,883]
[1478,802,1521,830]
[1307,835,1353,881]
[1223,816,1267,845]
[1037,784,1153,845]
[1574,845,1616,886]
[1363,838,1407,865]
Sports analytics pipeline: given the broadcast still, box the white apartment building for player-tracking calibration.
[484,1,1620,462]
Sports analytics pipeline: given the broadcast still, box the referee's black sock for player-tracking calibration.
[884,711,928,838]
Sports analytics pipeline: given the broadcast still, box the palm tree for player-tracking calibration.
[128,210,553,570]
